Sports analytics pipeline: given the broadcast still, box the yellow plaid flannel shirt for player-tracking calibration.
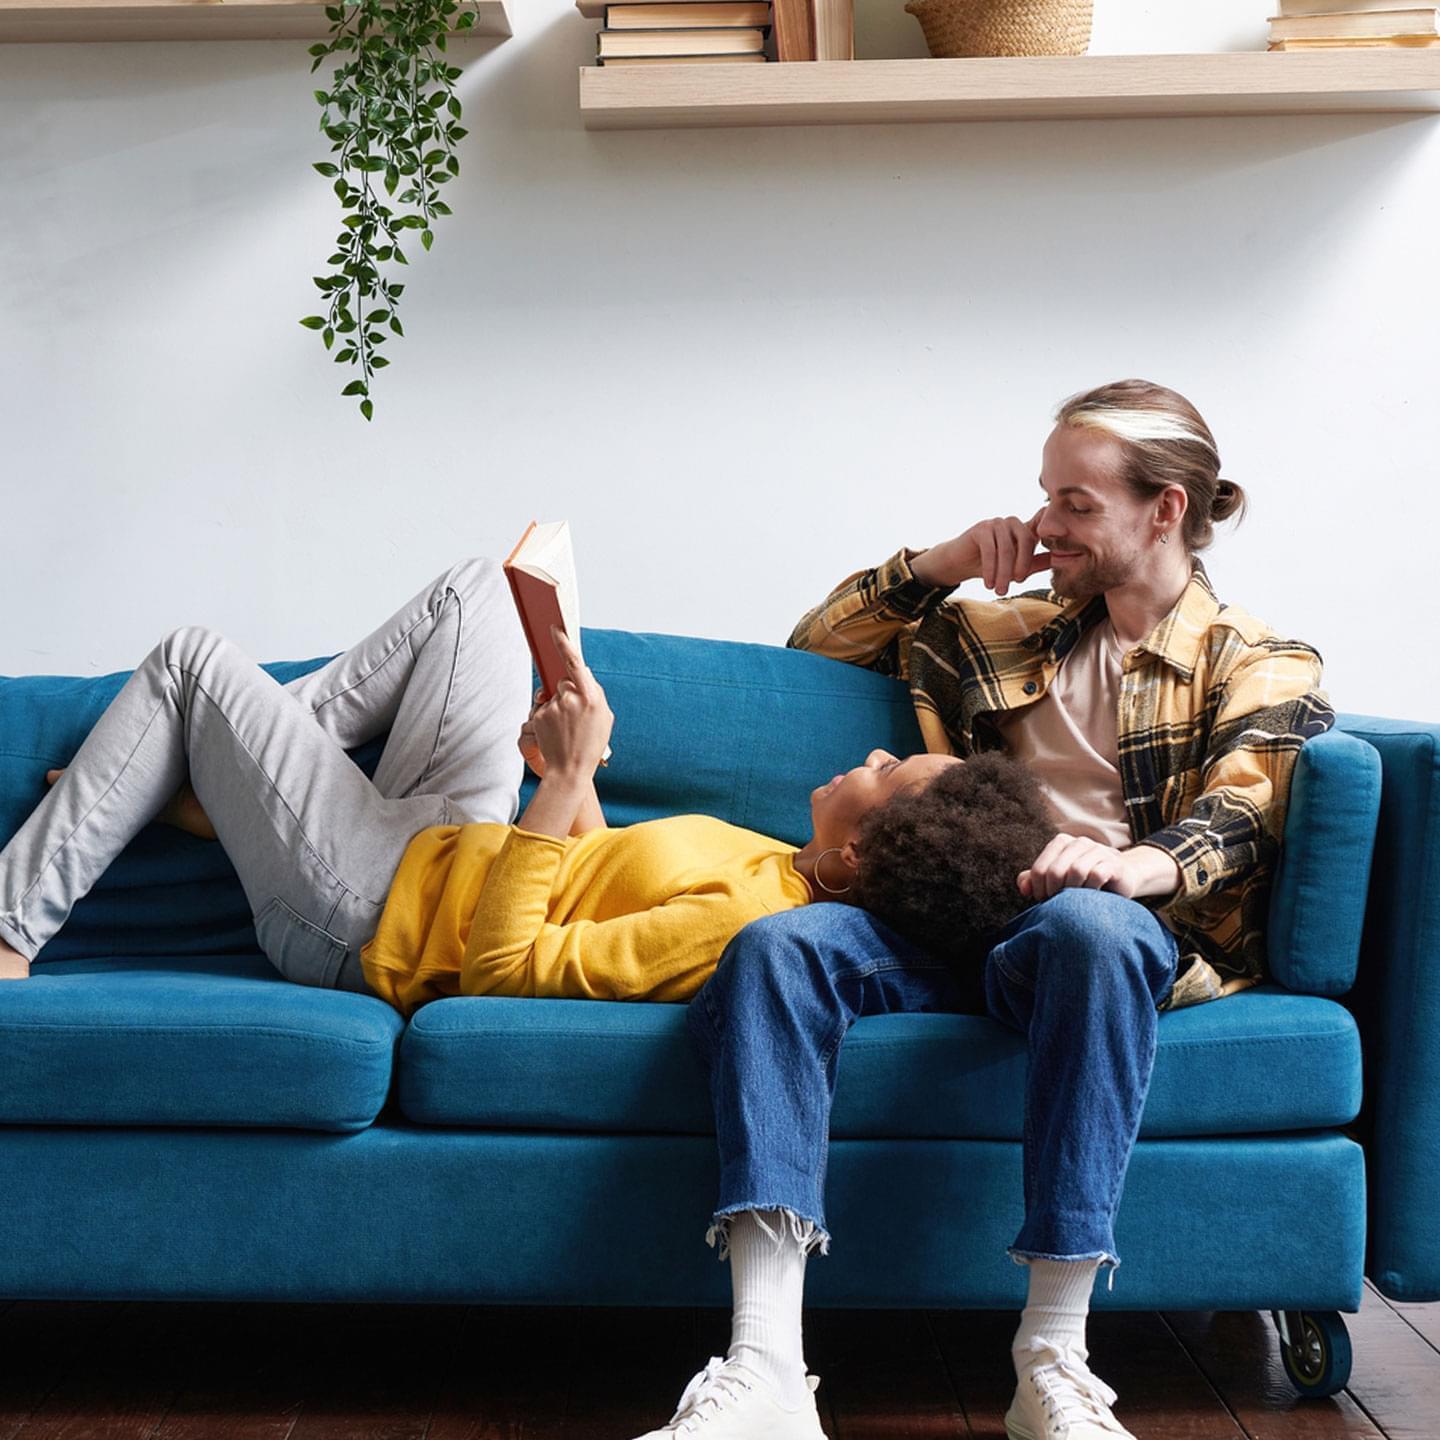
[787,549,1336,1011]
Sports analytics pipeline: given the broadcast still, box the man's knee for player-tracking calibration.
[708,905,877,999]
[1011,888,1163,989]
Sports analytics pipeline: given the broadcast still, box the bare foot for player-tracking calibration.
[0,938,29,980]
[45,768,218,842]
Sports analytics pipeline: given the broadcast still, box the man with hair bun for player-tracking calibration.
[635,379,1334,1440]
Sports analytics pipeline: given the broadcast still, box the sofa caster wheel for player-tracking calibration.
[1271,1309,1352,1397]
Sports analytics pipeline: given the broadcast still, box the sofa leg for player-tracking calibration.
[1271,1309,1353,1397]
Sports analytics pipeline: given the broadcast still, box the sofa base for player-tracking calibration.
[1,1123,1364,1311]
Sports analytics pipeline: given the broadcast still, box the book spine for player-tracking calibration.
[772,0,814,58]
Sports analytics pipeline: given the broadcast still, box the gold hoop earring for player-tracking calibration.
[814,847,852,896]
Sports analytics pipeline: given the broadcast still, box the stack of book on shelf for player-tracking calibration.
[582,0,853,64]
[1268,0,1440,49]
[596,0,773,65]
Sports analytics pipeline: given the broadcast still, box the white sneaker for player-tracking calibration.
[631,1355,827,1438]
[1005,1338,1137,1440]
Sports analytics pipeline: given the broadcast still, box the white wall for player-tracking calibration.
[2,0,1436,720]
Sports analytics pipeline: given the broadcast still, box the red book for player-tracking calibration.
[503,520,581,703]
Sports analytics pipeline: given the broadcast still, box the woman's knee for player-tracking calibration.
[158,624,233,669]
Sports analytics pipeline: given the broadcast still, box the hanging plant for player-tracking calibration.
[299,0,476,421]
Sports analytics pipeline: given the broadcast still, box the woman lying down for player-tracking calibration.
[0,556,1053,1005]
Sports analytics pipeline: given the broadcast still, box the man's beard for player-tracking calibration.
[1049,551,1136,600]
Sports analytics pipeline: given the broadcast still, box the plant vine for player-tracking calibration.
[300,0,476,421]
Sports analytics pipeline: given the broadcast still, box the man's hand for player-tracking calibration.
[910,510,1052,597]
[1019,836,1183,902]
[529,627,614,779]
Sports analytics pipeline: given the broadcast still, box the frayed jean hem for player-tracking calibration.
[1008,1246,1121,1292]
[705,1204,832,1262]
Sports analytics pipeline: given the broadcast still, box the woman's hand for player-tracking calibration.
[518,691,547,778]
[529,627,613,779]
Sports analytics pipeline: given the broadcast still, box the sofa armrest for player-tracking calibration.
[1335,713,1440,1300]
[1266,729,1381,996]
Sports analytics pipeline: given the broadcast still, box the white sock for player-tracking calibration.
[1011,1257,1100,1376]
[725,1209,811,1409]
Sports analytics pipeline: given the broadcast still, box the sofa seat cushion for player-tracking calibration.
[2,955,402,1133]
[397,983,1360,1140]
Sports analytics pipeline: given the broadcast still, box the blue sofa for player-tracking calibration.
[0,629,1396,1398]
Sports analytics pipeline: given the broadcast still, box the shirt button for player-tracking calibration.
[1023,681,1038,696]
[1197,868,1208,884]
[1025,635,1043,651]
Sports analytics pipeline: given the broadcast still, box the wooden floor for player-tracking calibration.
[1,1281,1437,1439]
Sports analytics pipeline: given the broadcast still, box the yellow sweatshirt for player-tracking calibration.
[358,815,812,1019]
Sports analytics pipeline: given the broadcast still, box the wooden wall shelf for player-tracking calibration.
[578,51,1440,129]
[0,0,511,42]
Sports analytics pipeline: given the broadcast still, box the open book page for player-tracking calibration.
[523,521,582,650]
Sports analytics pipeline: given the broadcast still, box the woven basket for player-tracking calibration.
[903,0,1093,57]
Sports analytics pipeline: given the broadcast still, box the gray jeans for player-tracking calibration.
[0,557,531,996]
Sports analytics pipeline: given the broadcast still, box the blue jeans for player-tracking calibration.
[687,888,1180,1277]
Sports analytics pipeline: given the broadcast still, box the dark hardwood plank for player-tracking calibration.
[555,1307,706,1440]
[1338,1283,1440,1440]
[425,1306,574,1440]
[0,1302,130,1440]
[1386,1296,1440,1358]
[805,1309,969,1438]
[1163,1310,1384,1438]
[283,1302,465,1440]
[10,1300,198,1440]
[150,1303,330,1440]
[928,1309,1027,1439]
[930,1309,1247,1440]
[1077,1312,1247,1440]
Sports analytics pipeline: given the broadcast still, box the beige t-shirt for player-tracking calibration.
[999,619,1132,851]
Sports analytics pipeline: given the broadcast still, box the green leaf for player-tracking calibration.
[375,245,394,261]
[313,276,335,290]
[389,315,405,335]
[384,165,399,196]
[395,248,409,265]
[335,347,356,362]
[447,95,461,118]
[431,200,452,216]
[446,65,462,80]
[360,399,374,421]
[389,283,405,298]
[307,42,328,55]
[357,155,387,173]
[421,148,446,166]
[365,307,389,322]
[341,380,369,396]
[445,153,459,175]
[421,229,433,252]
[313,161,340,177]
[435,31,447,50]
[299,315,327,330]
[447,125,468,141]
[456,10,475,26]
[371,356,391,368]
[323,326,335,350]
